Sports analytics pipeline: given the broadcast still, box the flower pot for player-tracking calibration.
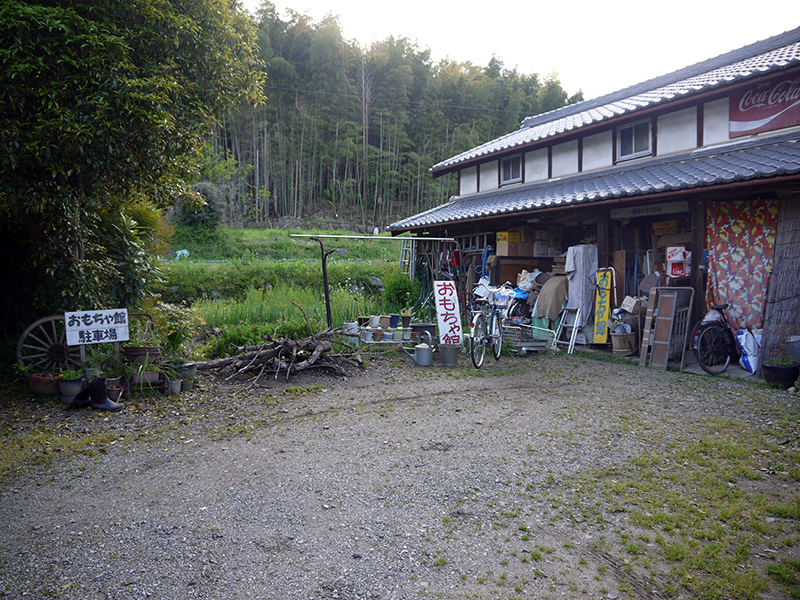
[105,376,121,387]
[29,373,59,396]
[373,329,384,341]
[107,384,123,402]
[762,363,800,389]
[180,379,194,392]
[389,314,400,328]
[401,315,411,328]
[130,371,160,386]
[58,377,84,397]
[166,363,196,381]
[357,316,369,327]
[370,315,381,328]
[123,345,162,365]
[380,315,391,329]
[168,378,182,395]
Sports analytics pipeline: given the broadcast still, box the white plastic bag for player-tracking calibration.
[474,276,491,299]
[736,329,760,373]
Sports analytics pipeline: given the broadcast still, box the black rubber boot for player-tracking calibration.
[88,378,124,412]
[72,387,92,409]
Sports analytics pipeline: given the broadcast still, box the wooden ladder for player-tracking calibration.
[399,238,416,278]
[638,289,659,366]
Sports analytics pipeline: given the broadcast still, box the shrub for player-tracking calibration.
[382,269,421,311]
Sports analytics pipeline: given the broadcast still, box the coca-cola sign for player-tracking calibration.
[730,70,800,137]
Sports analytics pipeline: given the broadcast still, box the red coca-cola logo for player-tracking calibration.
[730,69,800,137]
[737,77,800,112]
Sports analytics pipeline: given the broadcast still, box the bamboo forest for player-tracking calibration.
[204,1,583,229]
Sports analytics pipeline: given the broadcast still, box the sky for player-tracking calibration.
[241,0,800,101]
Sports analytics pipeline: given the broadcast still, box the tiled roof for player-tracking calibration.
[431,27,800,173]
[389,132,800,230]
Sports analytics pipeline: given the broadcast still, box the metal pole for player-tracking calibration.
[311,237,335,329]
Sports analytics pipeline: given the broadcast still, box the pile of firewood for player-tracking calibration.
[194,328,360,382]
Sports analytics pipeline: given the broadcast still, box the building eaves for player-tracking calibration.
[430,27,800,174]
[390,132,800,231]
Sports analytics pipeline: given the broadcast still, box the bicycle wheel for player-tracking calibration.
[507,299,529,320]
[694,324,733,375]
[470,312,487,369]
[490,310,503,360]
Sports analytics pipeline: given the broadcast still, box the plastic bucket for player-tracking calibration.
[439,343,460,367]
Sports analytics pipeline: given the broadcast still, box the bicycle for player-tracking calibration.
[468,283,513,369]
[691,304,739,375]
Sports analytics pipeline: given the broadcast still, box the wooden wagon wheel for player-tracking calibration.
[16,315,83,373]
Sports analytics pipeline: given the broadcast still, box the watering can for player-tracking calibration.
[401,330,433,366]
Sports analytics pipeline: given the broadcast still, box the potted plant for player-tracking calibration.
[762,334,800,389]
[400,308,412,329]
[123,335,162,365]
[58,368,84,397]
[18,365,59,396]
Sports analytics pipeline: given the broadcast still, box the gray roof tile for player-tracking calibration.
[389,133,800,231]
[431,27,800,173]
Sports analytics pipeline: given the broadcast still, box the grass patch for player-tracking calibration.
[566,416,800,599]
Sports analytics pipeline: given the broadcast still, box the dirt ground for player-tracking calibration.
[1,350,798,600]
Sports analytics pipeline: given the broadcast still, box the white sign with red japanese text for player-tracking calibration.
[433,280,463,346]
[65,309,130,346]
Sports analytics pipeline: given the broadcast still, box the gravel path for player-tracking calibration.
[0,351,796,599]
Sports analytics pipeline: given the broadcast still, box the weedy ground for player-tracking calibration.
[1,350,799,600]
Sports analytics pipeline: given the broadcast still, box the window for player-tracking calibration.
[618,120,651,160]
[500,154,522,184]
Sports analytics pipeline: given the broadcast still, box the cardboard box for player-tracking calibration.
[533,241,550,257]
[496,241,518,256]
[496,231,521,243]
[620,295,640,314]
[512,227,534,242]
[517,242,533,257]
[498,260,539,285]
[534,229,549,241]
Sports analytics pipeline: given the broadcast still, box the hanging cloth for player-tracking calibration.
[565,244,598,328]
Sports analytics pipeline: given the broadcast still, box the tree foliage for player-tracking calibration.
[204,1,582,229]
[0,0,263,343]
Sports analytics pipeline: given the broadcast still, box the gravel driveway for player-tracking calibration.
[1,351,798,599]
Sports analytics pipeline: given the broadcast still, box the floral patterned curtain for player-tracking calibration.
[705,198,778,330]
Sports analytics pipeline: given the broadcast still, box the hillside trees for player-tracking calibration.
[204,1,582,230]
[0,0,263,341]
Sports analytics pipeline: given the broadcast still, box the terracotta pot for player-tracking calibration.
[29,373,59,396]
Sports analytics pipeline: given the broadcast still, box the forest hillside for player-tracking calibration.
[198,1,582,231]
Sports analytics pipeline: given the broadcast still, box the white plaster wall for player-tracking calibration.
[657,107,697,155]
[704,98,730,145]
[582,131,613,171]
[552,140,578,177]
[480,160,499,191]
[525,148,548,182]
[459,166,477,195]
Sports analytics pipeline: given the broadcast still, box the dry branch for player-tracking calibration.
[195,328,355,381]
